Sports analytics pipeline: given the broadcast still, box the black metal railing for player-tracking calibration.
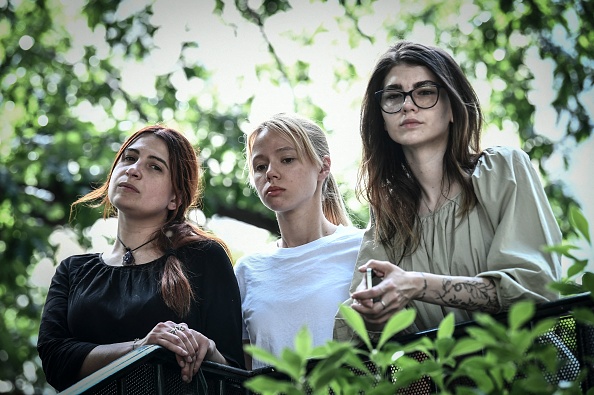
[59,293,594,394]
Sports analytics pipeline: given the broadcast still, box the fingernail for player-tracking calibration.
[179,361,185,368]
[186,356,193,362]
[182,375,188,382]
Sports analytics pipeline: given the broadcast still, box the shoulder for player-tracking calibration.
[474,146,534,181]
[51,253,102,284]
[332,225,365,245]
[58,253,101,271]
[178,239,232,267]
[478,146,530,169]
[182,239,227,254]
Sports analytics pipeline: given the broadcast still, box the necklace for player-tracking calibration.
[117,235,156,266]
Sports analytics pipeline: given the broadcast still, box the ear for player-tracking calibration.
[318,155,331,181]
[167,195,178,211]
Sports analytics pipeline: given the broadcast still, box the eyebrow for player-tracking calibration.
[125,148,169,170]
[251,146,297,162]
[384,80,437,91]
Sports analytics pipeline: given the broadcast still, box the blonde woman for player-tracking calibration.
[235,113,364,369]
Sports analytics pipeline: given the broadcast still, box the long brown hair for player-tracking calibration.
[245,113,351,226]
[72,125,230,317]
[359,41,483,257]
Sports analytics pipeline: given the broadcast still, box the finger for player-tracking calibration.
[172,324,195,364]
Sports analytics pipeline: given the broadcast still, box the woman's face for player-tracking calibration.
[108,134,177,222]
[380,64,453,154]
[249,127,328,215]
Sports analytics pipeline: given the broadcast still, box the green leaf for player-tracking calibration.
[567,260,588,279]
[449,338,484,358]
[530,317,556,337]
[542,243,579,260]
[338,305,372,350]
[437,313,455,339]
[308,347,354,389]
[508,300,535,330]
[294,326,313,358]
[549,281,587,296]
[244,345,282,367]
[377,308,416,349]
[434,337,455,361]
[582,272,594,294]
[243,376,297,395]
[279,348,304,380]
[572,306,594,326]
[570,205,591,244]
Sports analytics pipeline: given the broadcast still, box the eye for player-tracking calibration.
[150,164,162,172]
[254,163,268,172]
[417,87,438,96]
[122,155,136,162]
[281,157,295,164]
[385,91,403,101]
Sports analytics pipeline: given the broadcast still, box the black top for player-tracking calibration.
[37,240,245,391]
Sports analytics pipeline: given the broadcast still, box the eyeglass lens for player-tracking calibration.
[380,85,440,113]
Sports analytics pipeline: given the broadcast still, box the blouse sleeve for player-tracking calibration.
[193,242,246,369]
[37,258,98,391]
[473,147,562,309]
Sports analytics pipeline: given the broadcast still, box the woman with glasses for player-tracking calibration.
[334,41,562,340]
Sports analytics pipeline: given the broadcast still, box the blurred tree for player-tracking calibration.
[0,0,591,393]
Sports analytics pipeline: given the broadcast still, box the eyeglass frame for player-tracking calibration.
[374,83,445,114]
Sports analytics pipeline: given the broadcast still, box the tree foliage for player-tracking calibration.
[0,0,591,393]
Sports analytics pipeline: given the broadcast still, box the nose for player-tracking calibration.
[402,93,417,112]
[265,164,279,181]
[125,164,141,178]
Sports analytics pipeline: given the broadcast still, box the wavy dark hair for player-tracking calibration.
[72,125,230,317]
[358,41,483,257]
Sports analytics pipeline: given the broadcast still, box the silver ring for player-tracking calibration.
[175,324,184,332]
[380,300,387,310]
[168,327,177,335]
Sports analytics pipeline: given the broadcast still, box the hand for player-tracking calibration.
[136,321,214,383]
[350,260,424,325]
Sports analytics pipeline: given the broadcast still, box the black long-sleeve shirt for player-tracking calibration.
[38,240,244,391]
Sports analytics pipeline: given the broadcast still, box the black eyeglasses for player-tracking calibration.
[375,83,443,114]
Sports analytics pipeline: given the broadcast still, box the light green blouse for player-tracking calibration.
[334,146,562,341]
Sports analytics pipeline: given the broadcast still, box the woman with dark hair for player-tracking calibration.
[38,125,244,391]
[235,113,363,369]
[334,41,562,340]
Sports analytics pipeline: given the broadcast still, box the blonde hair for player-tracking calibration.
[246,113,351,226]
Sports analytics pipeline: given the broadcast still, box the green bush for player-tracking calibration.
[244,206,593,394]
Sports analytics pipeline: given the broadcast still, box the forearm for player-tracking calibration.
[206,339,229,365]
[418,273,500,313]
[80,341,136,380]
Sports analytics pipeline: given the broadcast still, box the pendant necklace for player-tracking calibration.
[117,235,156,266]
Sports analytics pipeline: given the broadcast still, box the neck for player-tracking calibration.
[403,147,452,212]
[276,210,337,248]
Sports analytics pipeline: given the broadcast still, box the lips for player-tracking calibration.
[266,186,285,196]
[401,118,421,126]
[118,182,139,193]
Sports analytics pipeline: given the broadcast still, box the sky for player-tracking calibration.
[31,0,593,287]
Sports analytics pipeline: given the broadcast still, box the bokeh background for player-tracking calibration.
[1,0,593,393]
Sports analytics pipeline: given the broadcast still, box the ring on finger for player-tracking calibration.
[380,300,387,310]
[174,324,184,332]
[168,327,178,335]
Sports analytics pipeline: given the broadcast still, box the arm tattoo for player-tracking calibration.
[417,273,428,300]
[435,277,500,313]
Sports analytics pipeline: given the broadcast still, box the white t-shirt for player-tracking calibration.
[234,225,364,369]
